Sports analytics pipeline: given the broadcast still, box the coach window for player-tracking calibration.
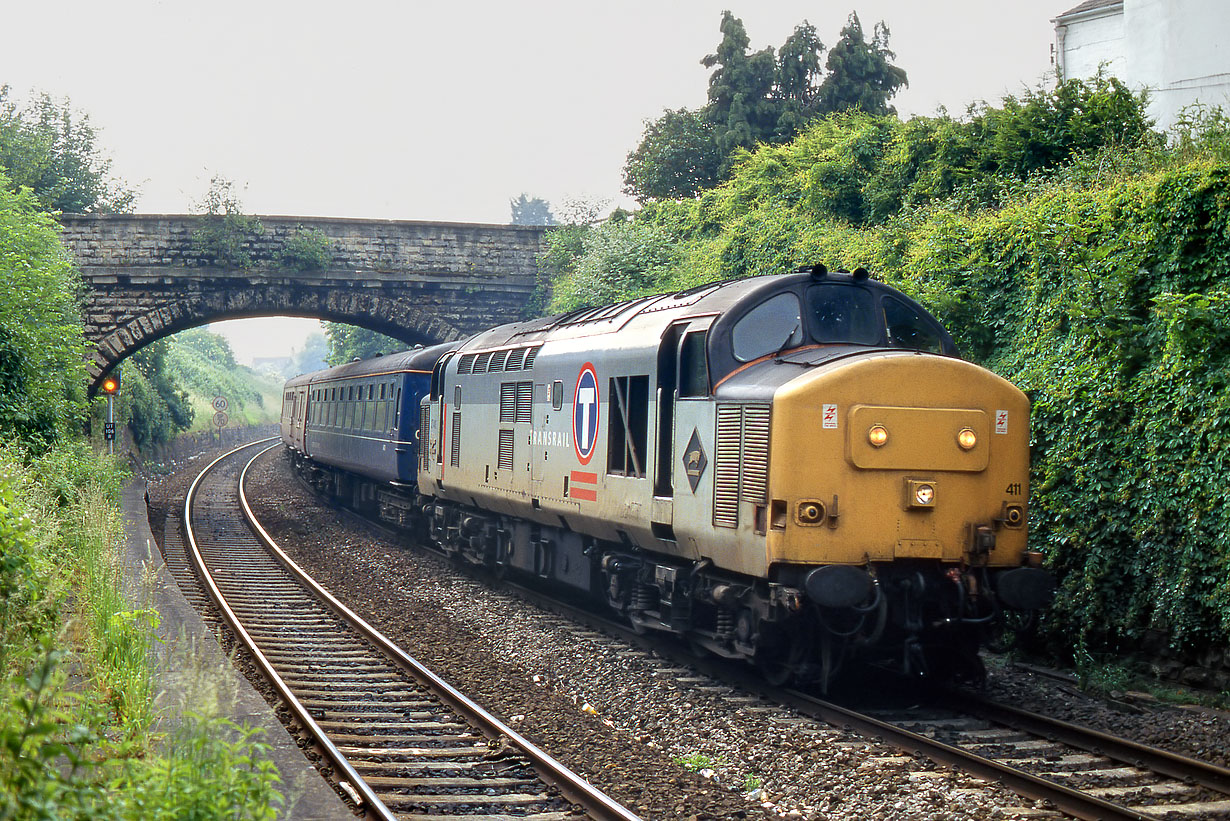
[883,296,944,354]
[376,392,388,431]
[732,292,803,362]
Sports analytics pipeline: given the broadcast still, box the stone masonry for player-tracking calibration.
[59,214,549,395]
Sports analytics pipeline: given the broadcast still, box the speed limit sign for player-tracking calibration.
[213,411,229,429]
[212,396,228,412]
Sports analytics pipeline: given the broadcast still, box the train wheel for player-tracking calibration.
[756,633,806,687]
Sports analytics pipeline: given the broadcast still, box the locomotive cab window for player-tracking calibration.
[883,296,945,353]
[807,283,880,344]
[731,292,803,362]
[551,380,564,411]
[678,331,709,397]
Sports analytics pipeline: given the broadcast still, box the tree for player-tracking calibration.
[622,109,724,201]
[509,194,556,225]
[816,13,908,116]
[774,22,826,137]
[124,339,193,447]
[322,323,405,366]
[0,86,135,213]
[291,331,329,375]
[0,171,89,447]
[702,11,779,156]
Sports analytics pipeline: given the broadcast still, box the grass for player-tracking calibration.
[0,440,283,818]
[1078,660,1230,710]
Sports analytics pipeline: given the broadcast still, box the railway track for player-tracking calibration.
[183,440,640,821]
[255,442,1230,821]
[515,585,1230,821]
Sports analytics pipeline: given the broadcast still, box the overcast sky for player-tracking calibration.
[2,0,1060,362]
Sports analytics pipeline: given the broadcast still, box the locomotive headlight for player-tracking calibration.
[915,483,935,505]
[867,425,889,448]
[957,428,977,450]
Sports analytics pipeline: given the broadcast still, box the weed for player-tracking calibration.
[674,752,719,772]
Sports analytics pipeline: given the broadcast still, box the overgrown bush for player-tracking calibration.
[190,176,263,269]
[0,442,282,818]
[276,225,332,272]
[0,172,89,449]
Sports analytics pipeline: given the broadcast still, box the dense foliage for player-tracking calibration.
[189,175,264,269]
[547,97,1230,664]
[275,225,333,272]
[0,172,89,449]
[0,86,135,213]
[323,322,407,366]
[1,163,281,815]
[625,10,907,201]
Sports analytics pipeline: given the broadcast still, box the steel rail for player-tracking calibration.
[183,440,398,821]
[770,685,1169,821]
[238,444,642,821]
[951,690,1230,794]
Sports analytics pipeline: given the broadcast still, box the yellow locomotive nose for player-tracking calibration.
[767,352,1030,567]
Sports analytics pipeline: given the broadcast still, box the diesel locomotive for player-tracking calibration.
[281,266,1054,685]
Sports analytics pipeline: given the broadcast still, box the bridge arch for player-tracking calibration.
[58,214,548,395]
[87,292,467,396]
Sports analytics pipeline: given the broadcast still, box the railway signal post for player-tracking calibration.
[101,370,121,455]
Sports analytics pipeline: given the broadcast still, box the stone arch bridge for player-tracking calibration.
[58,214,549,395]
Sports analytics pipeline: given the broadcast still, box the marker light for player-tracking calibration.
[868,425,889,447]
[957,428,977,450]
[914,484,935,505]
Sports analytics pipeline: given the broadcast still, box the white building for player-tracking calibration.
[1052,0,1230,131]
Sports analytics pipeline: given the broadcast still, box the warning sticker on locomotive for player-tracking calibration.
[995,409,1009,434]
[822,404,838,429]
[573,363,599,465]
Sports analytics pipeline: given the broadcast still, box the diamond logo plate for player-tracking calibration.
[682,428,707,493]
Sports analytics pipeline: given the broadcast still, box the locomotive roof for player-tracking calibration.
[285,340,452,387]
[462,273,812,349]
[459,270,944,351]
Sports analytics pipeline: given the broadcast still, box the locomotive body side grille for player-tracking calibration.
[713,403,772,528]
[515,381,533,423]
[713,405,742,528]
[420,404,430,469]
[499,383,517,423]
[741,405,771,503]
[450,410,462,467]
[498,429,515,471]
